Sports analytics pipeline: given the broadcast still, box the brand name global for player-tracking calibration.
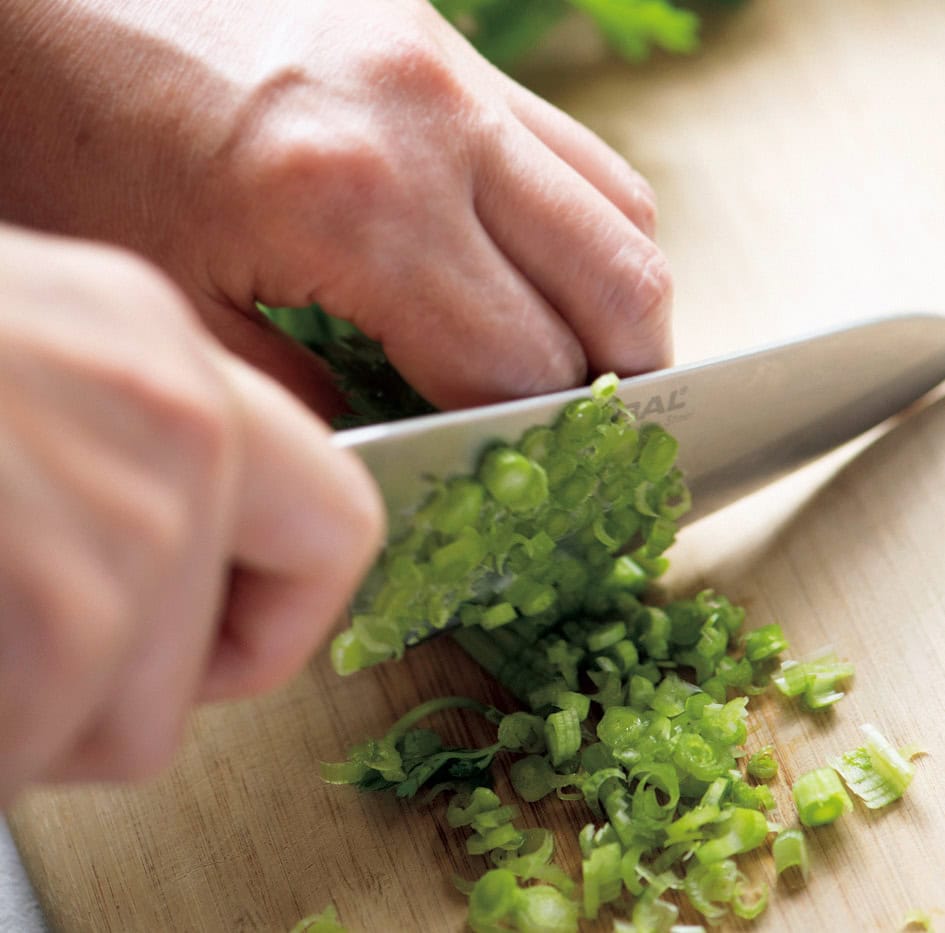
[625,387,687,420]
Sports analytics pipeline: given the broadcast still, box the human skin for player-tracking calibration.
[0,224,384,805]
[0,0,672,415]
[0,0,672,798]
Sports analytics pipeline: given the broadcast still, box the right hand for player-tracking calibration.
[0,224,384,807]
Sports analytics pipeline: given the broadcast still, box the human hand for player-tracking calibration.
[0,225,383,805]
[0,0,672,413]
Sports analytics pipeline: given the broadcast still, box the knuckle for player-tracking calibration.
[583,244,673,373]
[628,174,659,237]
[633,249,674,326]
[367,34,467,115]
[122,485,191,568]
[160,386,234,478]
[109,366,234,483]
[256,123,398,254]
[517,340,587,399]
[608,246,674,337]
[24,557,131,682]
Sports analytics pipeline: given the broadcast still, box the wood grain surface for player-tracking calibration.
[10,0,945,930]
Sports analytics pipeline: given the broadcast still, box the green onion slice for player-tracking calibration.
[792,767,853,827]
[772,828,809,883]
[829,723,917,809]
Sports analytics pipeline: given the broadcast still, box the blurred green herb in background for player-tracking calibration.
[432,0,739,69]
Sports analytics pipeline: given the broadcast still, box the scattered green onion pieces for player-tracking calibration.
[902,909,935,930]
[289,905,347,933]
[743,623,789,662]
[747,745,779,781]
[829,723,917,809]
[772,828,809,883]
[319,371,923,930]
[793,767,853,827]
[468,869,519,928]
[773,649,854,710]
[511,884,578,933]
[683,860,737,923]
[510,755,569,803]
[467,869,578,933]
[696,807,770,864]
[582,841,623,919]
[498,712,546,754]
[545,708,582,766]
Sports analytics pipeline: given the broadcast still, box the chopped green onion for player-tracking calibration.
[746,745,779,781]
[596,706,646,752]
[582,841,623,919]
[606,555,649,594]
[498,712,546,754]
[639,425,679,481]
[773,649,854,710]
[591,372,619,399]
[480,447,549,513]
[468,869,518,928]
[684,859,738,923]
[497,848,566,888]
[793,767,853,827]
[429,478,485,535]
[695,808,770,864]
[289,905,347,933]
[743,623,789,662]
[544,708,582,766]
[732,875,769,920]
[318,369,925,931]
[587,620,627,652]
[902,909,935,930]
[673,733,729,783]
[772,828,809,883]
[664,803,722,846]
[731,780,776,812]
[479,602,518,630]
[467,822,524,856]
[771,659,807,697]
[829,723,917,809]
[509,755,573,803]
[447,787,502,828]
[511,884,579,933]
[553,691,591,721]
[629,887,680,932]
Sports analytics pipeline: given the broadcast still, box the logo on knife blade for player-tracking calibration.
[625,386,688,421]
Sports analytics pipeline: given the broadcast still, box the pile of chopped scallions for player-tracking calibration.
[320,374,923,932]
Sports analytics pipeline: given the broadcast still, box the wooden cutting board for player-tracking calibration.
[10,0,945,930]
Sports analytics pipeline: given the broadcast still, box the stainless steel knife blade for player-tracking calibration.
[334,313,945,531]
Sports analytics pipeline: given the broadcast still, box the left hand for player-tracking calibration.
[0,0,672,414]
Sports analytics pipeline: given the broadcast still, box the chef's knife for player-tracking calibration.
[335,313,945,533]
